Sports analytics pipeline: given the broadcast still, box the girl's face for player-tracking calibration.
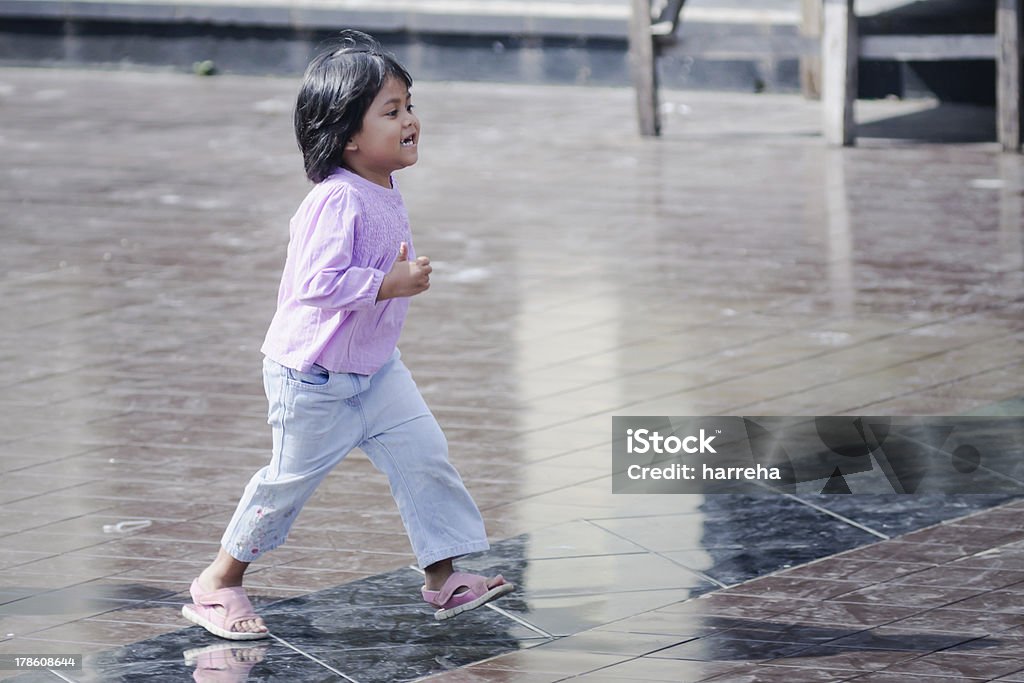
[343,76,419,188]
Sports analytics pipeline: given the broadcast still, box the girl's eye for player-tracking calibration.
[386,110,398,117]
[407,104,415,113]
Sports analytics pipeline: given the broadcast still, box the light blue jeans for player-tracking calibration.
[221,350,490,568]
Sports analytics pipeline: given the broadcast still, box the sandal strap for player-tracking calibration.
[191,581,259,621]
[430,572,489,606]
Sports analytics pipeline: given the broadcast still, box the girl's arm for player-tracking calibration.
[294,190,384,311]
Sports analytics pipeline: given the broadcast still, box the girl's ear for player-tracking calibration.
[344,137,358,152]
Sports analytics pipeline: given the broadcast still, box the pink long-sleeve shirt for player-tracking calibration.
[260,168,413,375]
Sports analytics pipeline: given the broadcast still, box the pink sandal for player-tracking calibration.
[421,572,515,621]
[181,578,270,641]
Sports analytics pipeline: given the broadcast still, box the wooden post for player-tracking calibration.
[999,154,1023,274]
[629,0,660,136]
[800,0,823,99]
[825,150,854,317]
[822,0,857,146]
[997,0,1022,152]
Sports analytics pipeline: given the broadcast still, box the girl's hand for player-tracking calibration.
[378,242,431,301]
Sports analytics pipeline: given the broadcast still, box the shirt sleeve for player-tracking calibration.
[293,186,385,311]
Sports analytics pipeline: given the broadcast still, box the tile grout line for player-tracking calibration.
[483,603,555,639]
[268,632,361,683]
[582,520,730,590]
[405,565,555,639]
[777,490,890,540]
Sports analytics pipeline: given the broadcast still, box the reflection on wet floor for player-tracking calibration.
[3,492,1011,682]
[1,63,1023,682]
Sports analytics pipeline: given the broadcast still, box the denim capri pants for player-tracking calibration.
[221,350,490,568]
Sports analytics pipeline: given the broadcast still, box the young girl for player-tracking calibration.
[182,30,513,640]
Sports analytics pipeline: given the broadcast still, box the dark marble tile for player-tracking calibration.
[93,641,338,683]
[263,601,542,652]
[3,559,542,682]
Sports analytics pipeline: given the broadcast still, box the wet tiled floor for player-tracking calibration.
[0,66,1023,682]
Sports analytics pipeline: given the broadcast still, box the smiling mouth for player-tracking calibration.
[401,134,416,147]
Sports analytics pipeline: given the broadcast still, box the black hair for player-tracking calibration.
[294,30,413,183]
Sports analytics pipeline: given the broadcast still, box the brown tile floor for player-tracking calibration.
[0,65,1022,681]
[426,504,1024,682]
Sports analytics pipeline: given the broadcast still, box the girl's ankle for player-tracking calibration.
[199,566,243,590]
[423,568,454,591]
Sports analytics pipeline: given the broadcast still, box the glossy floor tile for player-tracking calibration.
[8,495,1023,682]
[2,40,1024,683]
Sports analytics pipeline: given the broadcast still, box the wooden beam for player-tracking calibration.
[629,0,660,136]
[822,0,857,147]
[860,34,996,61]
[997,0,1022,152]
[800,0,822,99]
